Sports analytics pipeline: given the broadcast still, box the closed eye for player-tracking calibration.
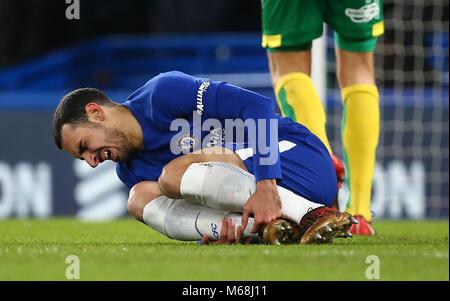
[78,141,87,158]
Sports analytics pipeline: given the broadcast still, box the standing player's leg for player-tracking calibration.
[336,49,379,233]
[268,51,333,154]
[262,0,333,154]
[328,0,384,234]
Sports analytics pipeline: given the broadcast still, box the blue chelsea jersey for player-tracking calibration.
[116,71,307,189]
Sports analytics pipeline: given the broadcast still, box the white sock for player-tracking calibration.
[180,161,323,223]
[276,185,323,222]
[142,196,257,241]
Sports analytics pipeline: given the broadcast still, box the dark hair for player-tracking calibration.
[52,88,111,149]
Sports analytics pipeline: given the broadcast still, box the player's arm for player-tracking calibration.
[152,72,282,233]
[210,83,283,234]
[152,72,283,182]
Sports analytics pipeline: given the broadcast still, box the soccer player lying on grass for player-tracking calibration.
[52,71,357,245]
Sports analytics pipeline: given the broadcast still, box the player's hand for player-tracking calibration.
[238,179,282,236]
[199,218,238,245]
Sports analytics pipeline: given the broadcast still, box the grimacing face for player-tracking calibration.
[61,123,132,167]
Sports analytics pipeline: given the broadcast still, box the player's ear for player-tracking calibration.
[85,103,105,123]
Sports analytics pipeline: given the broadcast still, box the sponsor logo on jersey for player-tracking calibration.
[177,134,199,152]
[345,1,380,23]
[196,81,210,115]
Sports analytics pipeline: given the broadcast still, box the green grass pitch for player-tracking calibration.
[0,218,448,280]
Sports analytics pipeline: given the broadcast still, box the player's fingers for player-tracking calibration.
[250,218,262,234]
[271,212,280,223]
[236,225,244,243]
[218,218,229,243]
[275,207,282,219]
[227,219,236,244]
[241,209,249,232]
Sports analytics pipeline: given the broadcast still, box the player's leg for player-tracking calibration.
[158,146,325,224]
[337,50,379,224]
[127,180,258,243]
[159,141,357,244]
[337,50,379,234]
[327,0,384,233]
[262,0,333,153]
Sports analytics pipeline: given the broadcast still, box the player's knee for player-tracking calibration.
[127,198,142,221]
[157,166,170,195]
[158,155,197,198]
[127,182,160,222]
[158,165,180,198]
[127,192,148,222]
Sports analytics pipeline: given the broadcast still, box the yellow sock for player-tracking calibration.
[342,84,380,221]
[275,72,332,153]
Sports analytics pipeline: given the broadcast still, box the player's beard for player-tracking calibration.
[102,126,133,162]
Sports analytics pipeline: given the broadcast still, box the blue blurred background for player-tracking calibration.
[0,0,448,220]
